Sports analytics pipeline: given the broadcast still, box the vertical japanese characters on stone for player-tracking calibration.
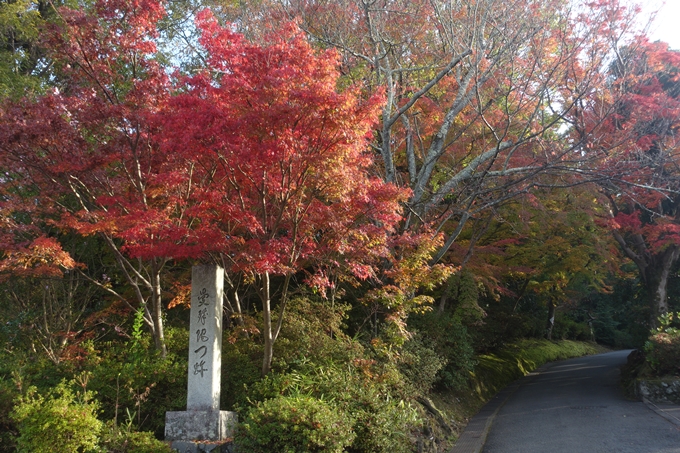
[187,265,224,411]
[165,264,236,448]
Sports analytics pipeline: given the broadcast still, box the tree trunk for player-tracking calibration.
[150,261,167,358]
[100,235,169,356]
[260,272,274,377]
[546,299,556,340]
[612,229,680,329]
[643,245,680,328]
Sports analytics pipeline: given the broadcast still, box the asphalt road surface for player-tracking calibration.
[482,350,680,453]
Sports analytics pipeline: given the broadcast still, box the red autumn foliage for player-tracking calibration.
[0,0,421,367]
[593,38,680,325]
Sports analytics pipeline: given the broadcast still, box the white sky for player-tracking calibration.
[642,1,680,49]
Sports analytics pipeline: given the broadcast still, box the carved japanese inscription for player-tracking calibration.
[186,265,224,411]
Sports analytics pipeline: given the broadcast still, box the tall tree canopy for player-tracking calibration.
[0,0,666,365]
[593,39,680,326]
[0,0,443,372]
[221,0,643,264]
[0,0,59,97]
[0,0,173,354]
[154,10,418,375]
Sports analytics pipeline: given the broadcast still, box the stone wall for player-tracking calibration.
[636,379,680,404]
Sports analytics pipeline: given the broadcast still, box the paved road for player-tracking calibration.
[482,350,680,453]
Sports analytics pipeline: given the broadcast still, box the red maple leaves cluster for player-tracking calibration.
[597,39,680,251]
[0,1,407,290]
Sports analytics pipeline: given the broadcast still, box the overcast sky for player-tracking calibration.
[643,1,680,49]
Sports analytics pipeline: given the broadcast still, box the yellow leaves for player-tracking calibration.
[388,233,457,293]
[359,231,457,344]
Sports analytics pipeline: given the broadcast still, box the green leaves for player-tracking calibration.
[11,381,102,453]
[0,0,45,97]
[236,394,356,453]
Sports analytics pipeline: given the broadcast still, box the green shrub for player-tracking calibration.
[553,316,592,341]
[397,333,446,395]
[644,332,680,375]
[245,365,419,453]
[83,325,187,437]
[644,312,680,376]
[0,376,18,453]
[99,420,174,453]
[11,381,102,453]
[222,298,364,410]
[408,311,476,390]
[274,298,365,371]
[233,297,423,452]
[222,325,269,410]
[313,361,419,453]
[346,392,418,453]
[236,394,355,453]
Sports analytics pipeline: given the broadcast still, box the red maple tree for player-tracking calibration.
[0,0,174,355]
[1,2,428,372]
[153,11,415,375]
[592,39,680,326]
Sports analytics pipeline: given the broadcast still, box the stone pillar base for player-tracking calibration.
[168,440,235,453]
[165,410,237,442]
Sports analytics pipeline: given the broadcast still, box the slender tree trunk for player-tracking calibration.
[546,299,556,340]
[260,272,274,376]
[438,291,449,314]
[259,272,293,376]
[99,235,168,355]
[438,275,456,313]
[150,261,167,358]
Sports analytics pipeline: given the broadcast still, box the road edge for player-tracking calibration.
[448,363,552,453]
[642,398,680,428]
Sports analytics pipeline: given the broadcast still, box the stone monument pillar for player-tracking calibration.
[165,265,237,452]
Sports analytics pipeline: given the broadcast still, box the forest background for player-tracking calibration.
[1,0,680,452]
